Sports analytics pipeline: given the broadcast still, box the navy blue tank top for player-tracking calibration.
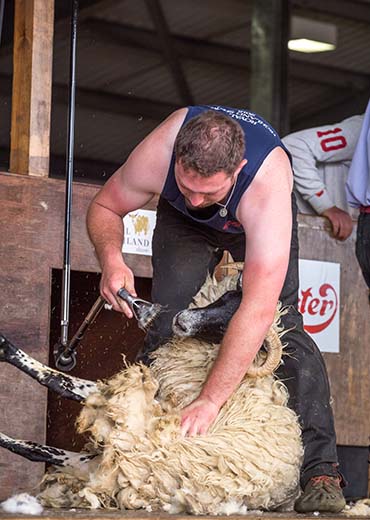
[161,105,290,234]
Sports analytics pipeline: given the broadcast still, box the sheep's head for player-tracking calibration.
[172,290,241,343]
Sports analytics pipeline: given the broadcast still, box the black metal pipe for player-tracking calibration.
[0,0,5,45]
[60,0,79,349]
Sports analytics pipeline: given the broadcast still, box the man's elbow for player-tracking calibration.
[238,298,278,334]
[86,196,99,227]
[86,196,110,238]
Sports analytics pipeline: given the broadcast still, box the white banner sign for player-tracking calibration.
[122,210,157,256]
[298,259,340,353]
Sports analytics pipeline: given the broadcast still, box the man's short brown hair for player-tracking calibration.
[174,110,246,177]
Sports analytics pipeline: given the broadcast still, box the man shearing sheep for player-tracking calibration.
[87,105,346,513]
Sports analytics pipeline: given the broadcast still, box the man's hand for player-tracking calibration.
[322,206,353,241]
[180,396,220,437]
[100,255,136,317]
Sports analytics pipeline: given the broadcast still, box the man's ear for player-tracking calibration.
[234,159,248,179]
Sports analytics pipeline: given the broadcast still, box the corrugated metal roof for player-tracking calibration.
[51,0,370,180]
[51,105,158,164]
[113,63,182,104]
[184,60,250,107]
[93,0,155,30]
[0,0,369,179]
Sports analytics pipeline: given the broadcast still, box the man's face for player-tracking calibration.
[174,161,235,210]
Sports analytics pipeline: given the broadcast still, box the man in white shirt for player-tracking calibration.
[282,114,364,241]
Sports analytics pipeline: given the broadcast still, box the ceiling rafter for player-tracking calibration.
[144,0,194,105]
[0,74,179,121]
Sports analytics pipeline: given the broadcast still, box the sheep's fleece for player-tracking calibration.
[38,270,303,514]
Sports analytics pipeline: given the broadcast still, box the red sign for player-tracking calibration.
[298,283,338,334]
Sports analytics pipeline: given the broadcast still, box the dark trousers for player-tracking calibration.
[138,195,340,488]
[356,213,370,290]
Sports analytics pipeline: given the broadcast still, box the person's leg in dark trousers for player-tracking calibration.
[356,213,370,296]
[136,198,224,364]
[274,194,344,512]
[139,194,345,511]
[275,196,341,485]
[228,194,344,509]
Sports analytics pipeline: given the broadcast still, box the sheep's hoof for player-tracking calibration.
[0,334,15,362]
[0,334,9,361]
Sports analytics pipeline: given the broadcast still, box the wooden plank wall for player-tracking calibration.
[0,172,369,498]
[298,214,370,447]
[0,172,153,500]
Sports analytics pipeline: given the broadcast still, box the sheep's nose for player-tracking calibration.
[172,313,189,336]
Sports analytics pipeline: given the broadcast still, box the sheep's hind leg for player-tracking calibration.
[0,333,98,401]
[0,432,95,467]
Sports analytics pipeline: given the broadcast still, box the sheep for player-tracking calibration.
[1,268,303,514]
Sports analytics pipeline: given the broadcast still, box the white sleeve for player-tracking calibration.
[282,116,363,214]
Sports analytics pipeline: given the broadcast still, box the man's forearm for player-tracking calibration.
[87,200,125,268]
[199,305,273,408]
[87,199,137,311]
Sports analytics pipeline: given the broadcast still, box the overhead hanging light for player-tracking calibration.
[288,16,337,53]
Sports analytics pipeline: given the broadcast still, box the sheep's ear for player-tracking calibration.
[0,334,98,401]
[0,432,96,467]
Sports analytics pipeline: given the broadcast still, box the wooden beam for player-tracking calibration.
[0,145,120,181]
[10,0,54,176]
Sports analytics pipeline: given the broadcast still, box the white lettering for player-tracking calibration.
[210,106,277,136]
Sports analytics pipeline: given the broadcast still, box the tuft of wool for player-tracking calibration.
[1,493,44,515]
[344,499,370,516]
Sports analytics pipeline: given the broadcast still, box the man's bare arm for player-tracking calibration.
[87,166,155,313]
[87,108,188,313]
[181,147,293,435]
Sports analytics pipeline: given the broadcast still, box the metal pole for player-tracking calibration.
[60,0,79,348]
[0,0,5,45]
